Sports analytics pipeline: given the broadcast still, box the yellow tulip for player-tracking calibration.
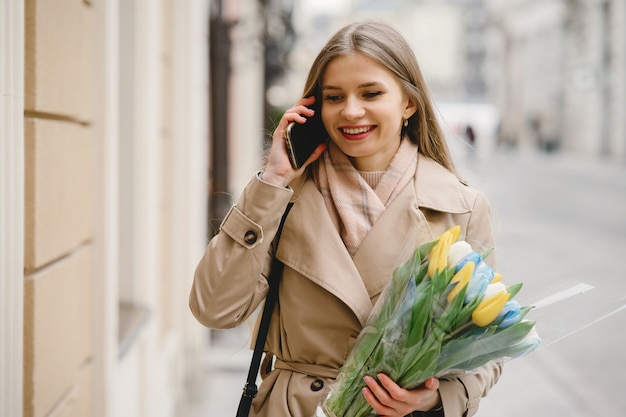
[447,262,475,302]
[492,272,503,283]
[427,225,461,278]
[447,225,461,242]
[427,243,445,278]
[472,284,511,327]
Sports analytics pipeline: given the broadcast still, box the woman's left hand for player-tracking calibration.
[362,374,441,417]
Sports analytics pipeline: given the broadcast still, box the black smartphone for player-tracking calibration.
[284,102,328,169]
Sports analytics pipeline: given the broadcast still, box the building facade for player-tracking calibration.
[1,0,228,416]
[484,0,626,160]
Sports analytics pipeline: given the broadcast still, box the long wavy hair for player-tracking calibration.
[302,21,456,174]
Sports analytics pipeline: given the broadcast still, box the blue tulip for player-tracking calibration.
[509,326,541,358]
[464,261,494,303]
[474,261,495,282]
[455,251,482,272]
[495,300,522,328]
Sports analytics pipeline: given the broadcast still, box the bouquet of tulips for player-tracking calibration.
[315,226,541,417]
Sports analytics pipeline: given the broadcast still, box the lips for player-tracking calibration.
[339,125,375,139]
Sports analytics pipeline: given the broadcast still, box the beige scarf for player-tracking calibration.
[314,138,418,256]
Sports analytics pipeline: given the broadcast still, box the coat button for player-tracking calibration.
[310,379,324,392]
[243,230,257,244]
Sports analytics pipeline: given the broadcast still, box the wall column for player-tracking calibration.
[0,1,25,417]
[92,0,120,416]
[170,0,210,380]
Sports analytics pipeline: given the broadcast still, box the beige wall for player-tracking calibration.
[21,0,210,416]
[159,0,174,341]
[15,0,267,414]
[23,1,95,416]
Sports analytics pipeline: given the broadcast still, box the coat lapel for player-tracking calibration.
[353,155,473,300]
[276,179,374,326]
[352,182,432,300]
[414,155,473,214]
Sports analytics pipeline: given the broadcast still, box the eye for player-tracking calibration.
[324,94,343,103]
[363,91,383,99]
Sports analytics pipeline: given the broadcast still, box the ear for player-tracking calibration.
[403,98,418,120]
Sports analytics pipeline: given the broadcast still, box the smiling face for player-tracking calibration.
[321,52,417,171]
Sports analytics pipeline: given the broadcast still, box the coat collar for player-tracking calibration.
[414,154,473,214]
[276,153,471,326]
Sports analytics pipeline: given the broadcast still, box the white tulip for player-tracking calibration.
[447,241,473,267]
[483,282,507,300]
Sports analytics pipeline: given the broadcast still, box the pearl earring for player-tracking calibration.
[403,118,409,127]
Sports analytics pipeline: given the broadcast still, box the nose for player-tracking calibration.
[341,96,365,121]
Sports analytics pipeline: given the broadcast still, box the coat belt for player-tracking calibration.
[263,355,340,380]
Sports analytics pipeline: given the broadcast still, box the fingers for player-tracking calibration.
[273,97,317,138]
[263,96,324,186]
[302,143,328,167]
[375,373,410,401]
[423,377,440,391]
[361,380,394,417]
[281,97,316,123]
[363,375,410,417]
[362,374,441,417]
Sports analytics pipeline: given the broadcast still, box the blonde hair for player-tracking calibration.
[302,21,456,174]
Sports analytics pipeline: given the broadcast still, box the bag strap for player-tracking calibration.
[236,202,294,417]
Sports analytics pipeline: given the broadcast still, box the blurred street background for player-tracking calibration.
[5,0,625,417]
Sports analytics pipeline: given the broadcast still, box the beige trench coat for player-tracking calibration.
[190,154,503,417]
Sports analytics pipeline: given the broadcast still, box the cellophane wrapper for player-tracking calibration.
[313,230,541,417]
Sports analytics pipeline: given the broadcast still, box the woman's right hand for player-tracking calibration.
[261,96,327,187]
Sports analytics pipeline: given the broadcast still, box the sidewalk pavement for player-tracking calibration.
[179,341,252,417]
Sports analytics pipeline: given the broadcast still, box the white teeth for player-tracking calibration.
[342,126,371,135]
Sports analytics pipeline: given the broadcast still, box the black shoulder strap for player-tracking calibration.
[236,202,294,417]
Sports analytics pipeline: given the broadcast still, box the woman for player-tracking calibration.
[190,21,501,417]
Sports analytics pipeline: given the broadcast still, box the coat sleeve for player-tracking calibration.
[189,174,293,329]
[438,359,503,417]
[438,189,503,416]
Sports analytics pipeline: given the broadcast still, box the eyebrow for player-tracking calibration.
[322,81,385,91]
